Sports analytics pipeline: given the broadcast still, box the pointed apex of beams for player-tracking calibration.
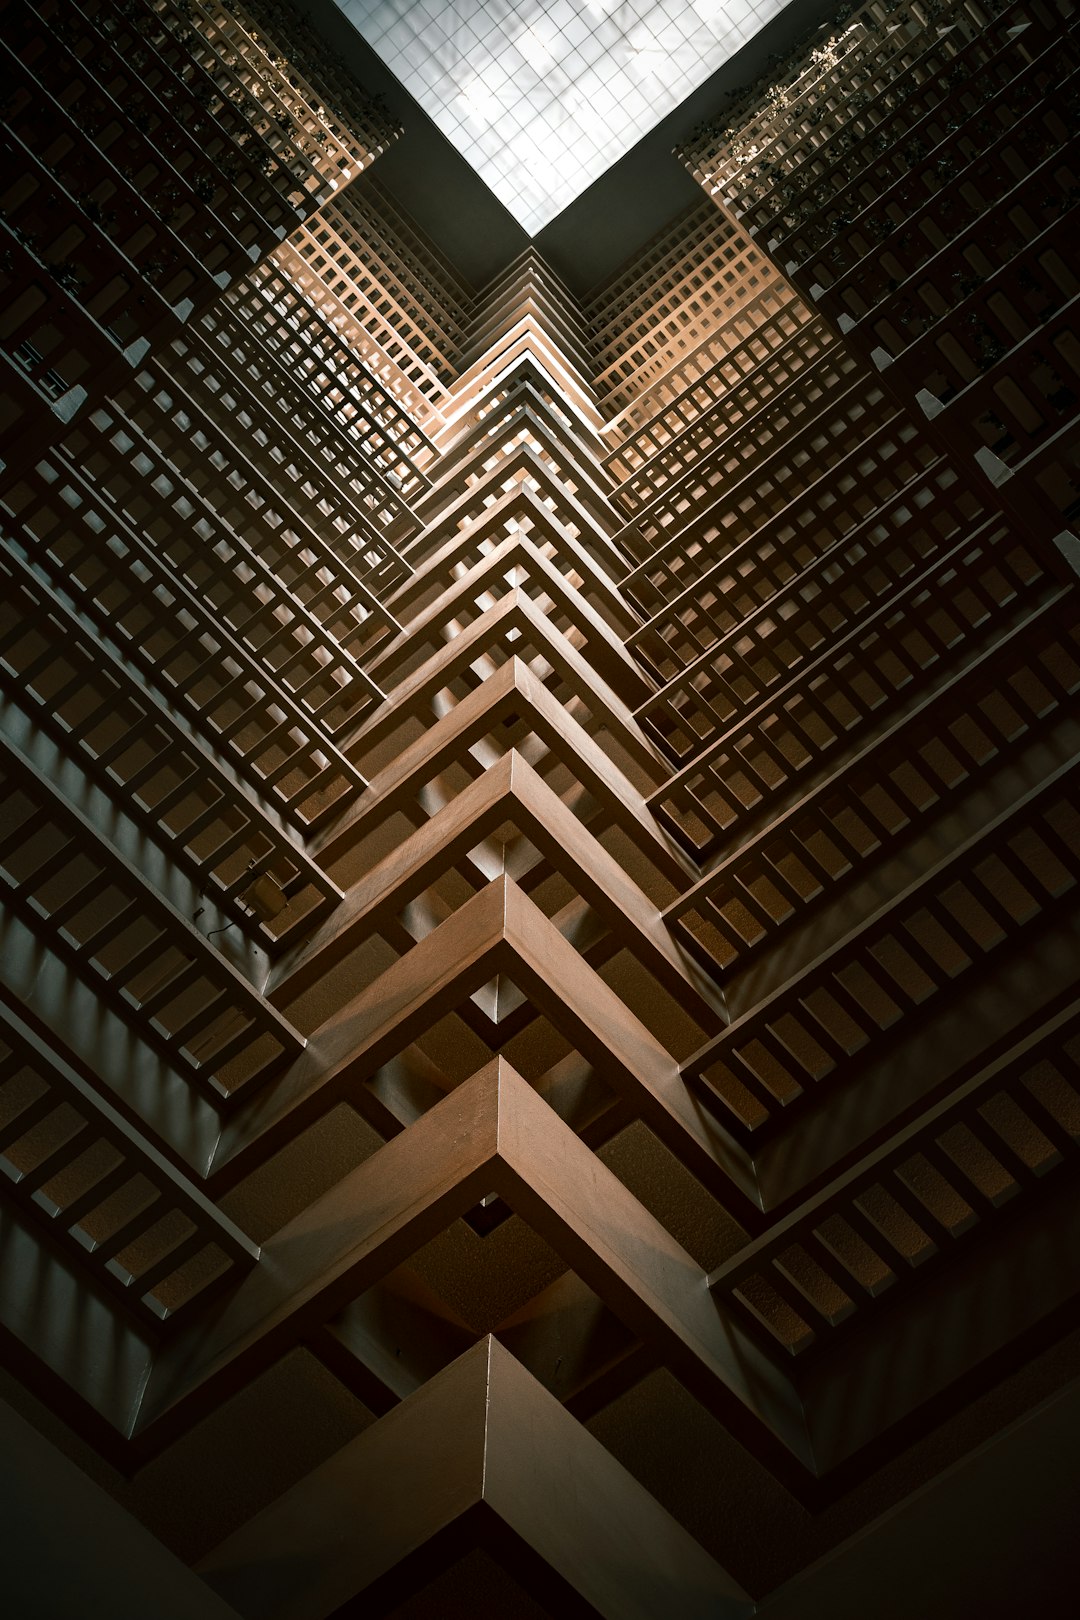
[197,1332,752,1620]
[209,874,736,1196]
[136,1057,808,1473]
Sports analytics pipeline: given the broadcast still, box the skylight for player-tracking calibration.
[333,0,794,235]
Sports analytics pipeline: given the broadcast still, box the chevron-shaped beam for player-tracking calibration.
[208,877,738,1191]
[341,588,662,785]
[413,395,621,537]
[368,530,651,705]
[314,1264,651,1421]
[267,749,724,1023]
[136,1057,805,1468]
[315,655,691,887]
[197,1336,752,1620]
[390,478,640,636]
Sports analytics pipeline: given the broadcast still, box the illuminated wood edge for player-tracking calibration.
[197,1335,752,1620]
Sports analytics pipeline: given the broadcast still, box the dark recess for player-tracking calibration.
[297,0,845,294]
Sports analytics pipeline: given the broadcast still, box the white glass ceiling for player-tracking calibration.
[333,0,792,235]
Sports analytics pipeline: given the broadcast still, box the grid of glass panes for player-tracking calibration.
[336,0,794,234]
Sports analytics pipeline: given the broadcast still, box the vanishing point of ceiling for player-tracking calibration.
[332,0,795,233]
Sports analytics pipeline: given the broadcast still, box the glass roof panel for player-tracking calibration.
[334,0,794,234]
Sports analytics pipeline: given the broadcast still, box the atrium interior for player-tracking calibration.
[0,0,1078,1615]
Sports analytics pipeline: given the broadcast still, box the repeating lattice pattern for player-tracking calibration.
[1,0,1078,1613]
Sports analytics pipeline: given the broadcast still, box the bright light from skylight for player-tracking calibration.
[335,0,794,235]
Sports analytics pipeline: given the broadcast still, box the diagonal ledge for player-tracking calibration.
[367,527,651,704]
[137,1059,505,1447]
[267,748,725,1022]
[197,1336,752,1620]
[137,1059,809,1473]
[209,875,741,1192]
[340,587,663,783]
[311,654,691,884]
[387,478,641,638]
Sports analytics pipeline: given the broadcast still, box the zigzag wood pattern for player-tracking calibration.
[1,0,1078,1613]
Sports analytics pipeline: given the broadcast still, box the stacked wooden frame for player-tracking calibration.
[1,0,1078,1613]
